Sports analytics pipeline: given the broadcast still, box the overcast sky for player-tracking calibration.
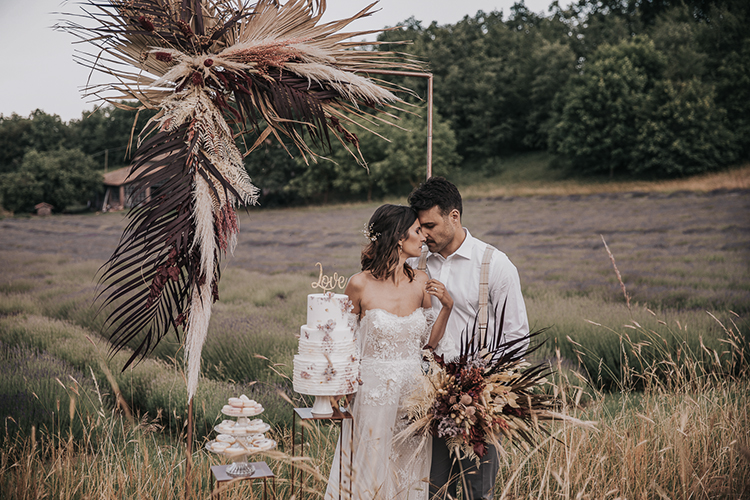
[0,0,558,122]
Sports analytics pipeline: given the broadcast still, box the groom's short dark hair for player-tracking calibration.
[407,176,463,217]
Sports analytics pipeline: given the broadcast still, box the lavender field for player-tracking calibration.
[2,188,748,312]
[1,186,749,499]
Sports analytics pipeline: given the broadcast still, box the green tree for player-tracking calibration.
[0,110,70,173]
[377,7,579,166]
[0,148,101,213]
[0,170,42,212]
[25,110,70,152]
[523,41,578,149]
[243,137,308,207]
[549,33,740,177]
[69,104,158,171]
[349,107,460,199]
[632,79,738,175]
[549,38,662,176]
[697,0,750,158]
[649,6,708,82]
[0,113,32,174]
[287,107,460,202]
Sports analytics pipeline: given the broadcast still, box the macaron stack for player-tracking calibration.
[207,394,276,458]
[221,394,264,417]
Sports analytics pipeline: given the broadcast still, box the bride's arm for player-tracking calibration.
[423,279,452,351]
[344,272,365,317]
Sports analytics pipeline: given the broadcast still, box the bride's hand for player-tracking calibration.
[426,279,453,310]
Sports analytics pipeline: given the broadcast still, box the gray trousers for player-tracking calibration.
[429,436,500,500]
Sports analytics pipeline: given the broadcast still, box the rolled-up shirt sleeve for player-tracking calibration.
[488,251,529,356]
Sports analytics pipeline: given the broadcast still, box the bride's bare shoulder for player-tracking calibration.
[345,271,371,293]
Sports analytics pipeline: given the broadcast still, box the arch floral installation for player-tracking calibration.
[59,0,436,480]
[60,0,427,396]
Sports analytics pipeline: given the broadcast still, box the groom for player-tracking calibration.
[407,176,530,500]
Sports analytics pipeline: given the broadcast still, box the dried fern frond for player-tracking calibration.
[60,0,425,401]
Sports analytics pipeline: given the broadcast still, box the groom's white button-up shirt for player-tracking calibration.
[411,228,529,361]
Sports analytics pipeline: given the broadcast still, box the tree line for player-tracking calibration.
[1,0,747,212]
[375,0,749,176]
[0,107,156,213]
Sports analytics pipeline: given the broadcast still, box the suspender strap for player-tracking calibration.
[417,245,429,272]
[477,244,495,343]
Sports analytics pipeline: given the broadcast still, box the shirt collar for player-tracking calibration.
[429,228,473,261]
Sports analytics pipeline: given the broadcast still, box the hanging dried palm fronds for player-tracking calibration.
[59,0,423,402]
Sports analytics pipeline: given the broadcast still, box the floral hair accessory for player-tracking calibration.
[362,223,380,242]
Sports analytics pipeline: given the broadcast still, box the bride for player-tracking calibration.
[325,204,453,500]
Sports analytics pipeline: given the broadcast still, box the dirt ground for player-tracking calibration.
[1,188,749,311]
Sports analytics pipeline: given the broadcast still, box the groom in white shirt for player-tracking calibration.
[407,177,529,500]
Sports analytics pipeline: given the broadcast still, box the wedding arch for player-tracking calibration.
[60,0,433,487]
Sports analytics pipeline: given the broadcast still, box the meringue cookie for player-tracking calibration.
[211,442,229,453]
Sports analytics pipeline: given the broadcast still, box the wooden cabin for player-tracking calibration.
[101,165,162,212]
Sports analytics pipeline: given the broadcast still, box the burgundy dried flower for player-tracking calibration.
[177,19,194,38]
[204,58,214,67]
[154,52,173,63]
[138,16,155,32]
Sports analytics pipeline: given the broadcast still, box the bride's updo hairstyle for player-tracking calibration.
[361,204,418,281]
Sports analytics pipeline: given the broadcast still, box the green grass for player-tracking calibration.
[1,304,747,499]
[1,163,749,497]
[453,152,567,185]
[1,250,746,432]
[0,280,35,294]
[0,341,100,441]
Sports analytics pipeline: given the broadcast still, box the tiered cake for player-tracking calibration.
[293,292,359,415]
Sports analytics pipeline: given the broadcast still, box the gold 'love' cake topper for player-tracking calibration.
[311,262,346,293]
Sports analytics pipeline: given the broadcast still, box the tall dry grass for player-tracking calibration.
[493,310,750,499]
[2,308,747,499]
[0,368,338,500]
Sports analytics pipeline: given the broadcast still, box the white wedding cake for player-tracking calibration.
[293,292,359,413]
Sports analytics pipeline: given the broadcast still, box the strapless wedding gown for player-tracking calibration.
[325,308,435,500]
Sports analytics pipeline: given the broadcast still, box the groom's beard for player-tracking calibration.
[424,239,442,253]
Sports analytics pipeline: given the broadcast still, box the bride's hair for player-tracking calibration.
[361,204,417,281]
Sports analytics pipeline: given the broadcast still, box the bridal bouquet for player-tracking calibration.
[402,301,556,461]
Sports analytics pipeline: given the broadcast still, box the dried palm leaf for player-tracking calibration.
[60,0,424,401]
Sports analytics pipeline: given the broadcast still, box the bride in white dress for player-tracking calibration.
[325,205,453,500]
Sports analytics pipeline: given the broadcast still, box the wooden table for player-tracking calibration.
[210,462,276,499]
[292,407,353,500]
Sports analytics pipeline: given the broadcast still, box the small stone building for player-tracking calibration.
[34,202,53,216]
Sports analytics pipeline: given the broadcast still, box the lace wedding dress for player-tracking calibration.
[325,308,435,500]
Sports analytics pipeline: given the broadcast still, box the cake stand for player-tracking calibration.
[311,395,334,416]
[206,406,275,476]
[205,437,277,476]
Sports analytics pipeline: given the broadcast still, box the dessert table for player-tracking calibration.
[206,395,277,498]
[292,406,354,500]
[210,462,276,499]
